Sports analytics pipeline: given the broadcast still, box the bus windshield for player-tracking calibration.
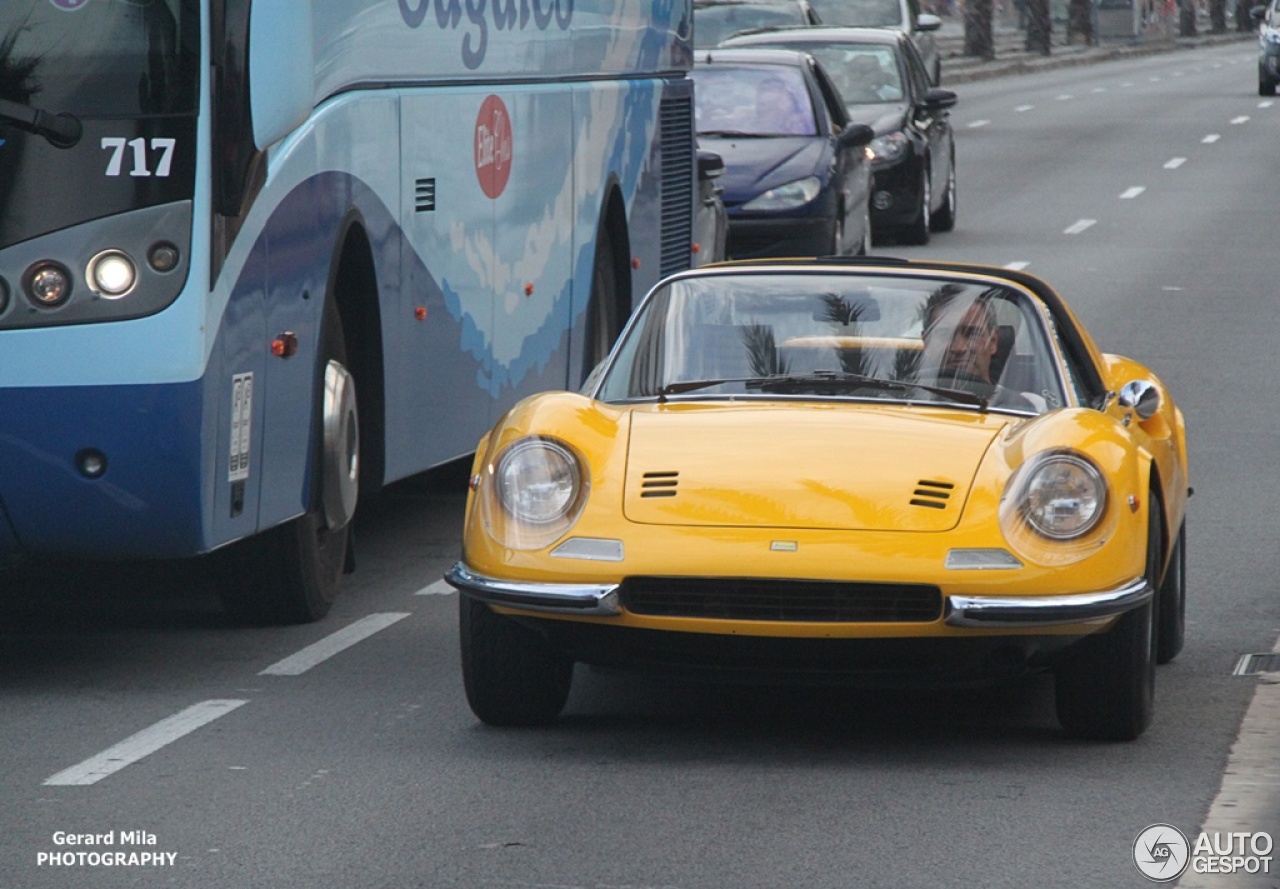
[0,0,198,116]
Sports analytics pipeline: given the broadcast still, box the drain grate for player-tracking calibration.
[1233,652,1280,675]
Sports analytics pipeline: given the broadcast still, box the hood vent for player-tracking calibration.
[910,479,954,510]
[640,471,679,498]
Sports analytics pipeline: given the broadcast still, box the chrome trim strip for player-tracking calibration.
[445,562,621,615]
[944,577,1152,628]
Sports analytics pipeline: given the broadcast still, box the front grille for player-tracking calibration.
[620,577,942,623]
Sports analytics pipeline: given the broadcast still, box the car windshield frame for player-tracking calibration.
[592,268,1074,416]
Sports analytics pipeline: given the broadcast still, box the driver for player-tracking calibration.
[921,290,1000,389]
[918,289,1034,410]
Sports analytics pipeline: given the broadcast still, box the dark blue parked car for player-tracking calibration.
[690,48,875,260]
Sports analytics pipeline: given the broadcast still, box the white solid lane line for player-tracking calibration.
[44,700,248,786]
[259,612,411,676]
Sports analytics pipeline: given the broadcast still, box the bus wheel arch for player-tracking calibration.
[582,188,631,385]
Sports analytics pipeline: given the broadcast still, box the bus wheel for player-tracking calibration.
[216,300,357,625]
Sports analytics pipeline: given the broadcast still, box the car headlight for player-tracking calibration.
[867,132,909,164]
[487,436,589,549]
[741,176,822,211]
[1016,452,1107,540]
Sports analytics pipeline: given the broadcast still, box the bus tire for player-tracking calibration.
[216,299,357,625]
[459,596,573,726]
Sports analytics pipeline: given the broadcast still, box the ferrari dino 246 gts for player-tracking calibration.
[446,257,1189,741]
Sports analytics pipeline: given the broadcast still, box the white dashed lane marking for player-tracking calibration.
[259,612,411,676]
[1120,187,1145,200]
[1164,158,1186,169]
[1064,219,1096,235]
[43,700,248,786]
[415,579,455,596]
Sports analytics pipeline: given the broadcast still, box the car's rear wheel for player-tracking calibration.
[1261,70,1277,96]
[1054,501,1159,741]
[898,166,931,245]
[1156,522,1186,664]
[930,148,957,233]
[459,596,574,726]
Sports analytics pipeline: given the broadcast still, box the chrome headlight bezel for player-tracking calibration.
[488,436,589,549]
[740,176,822,212]
[1013,451,1108,541]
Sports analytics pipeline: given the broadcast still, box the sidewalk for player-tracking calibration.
[936,13,1257,83]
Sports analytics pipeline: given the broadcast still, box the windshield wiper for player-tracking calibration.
[0,97,82,148]
[657,371,988,410]
[749,371,989,410]
[697,129,766,138]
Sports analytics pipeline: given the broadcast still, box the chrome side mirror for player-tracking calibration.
[1117,380,1160,420]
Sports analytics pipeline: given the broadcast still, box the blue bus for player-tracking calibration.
[0,0,696,622]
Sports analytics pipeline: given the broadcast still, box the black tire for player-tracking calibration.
[930,148,957,233]
[1261,74,1277,96]
[1054,501,1159,741]
[1156,523,1186,664]
[898,166,931,246]
[215,299,356,625]
[459,596,574,726]
[582,223,622,387]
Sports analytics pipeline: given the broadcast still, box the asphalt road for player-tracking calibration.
[2,39,1279,889]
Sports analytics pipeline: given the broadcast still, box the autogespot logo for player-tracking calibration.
[1134,824,1191,882]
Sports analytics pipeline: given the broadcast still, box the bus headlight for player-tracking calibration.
[88,250,138,299]
[25,262,73,307]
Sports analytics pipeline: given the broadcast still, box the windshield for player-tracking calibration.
[692,64,817,136]
[801,45,905,103]
[595,271,1068,414]
[807,0,906,27]
[0,0,198,116]
[694,3,810,47]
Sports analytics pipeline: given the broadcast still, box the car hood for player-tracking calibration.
[844,104,909,135]
[622,405,1005,531]
[699,136,828,208]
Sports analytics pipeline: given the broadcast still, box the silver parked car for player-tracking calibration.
[806,0,942,83]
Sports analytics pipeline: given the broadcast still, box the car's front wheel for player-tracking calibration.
[930,148,957,233]
[1261,68,1277,96]
[1054,502,1159,741]
[459,596,574,726]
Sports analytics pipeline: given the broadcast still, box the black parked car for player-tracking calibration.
[690,47,875,259]
[1253,0,1280,95]
[724,27,956,245]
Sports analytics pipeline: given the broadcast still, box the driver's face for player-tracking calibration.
[924,302,998,380]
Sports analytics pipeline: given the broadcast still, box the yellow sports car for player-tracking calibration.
[446,258,1189,740]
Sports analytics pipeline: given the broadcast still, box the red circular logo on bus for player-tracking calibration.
[474,95,512,200]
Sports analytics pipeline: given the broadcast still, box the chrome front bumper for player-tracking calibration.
[943,577,1151,628]
[446,563,621,615]
[446,562,1152,628]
